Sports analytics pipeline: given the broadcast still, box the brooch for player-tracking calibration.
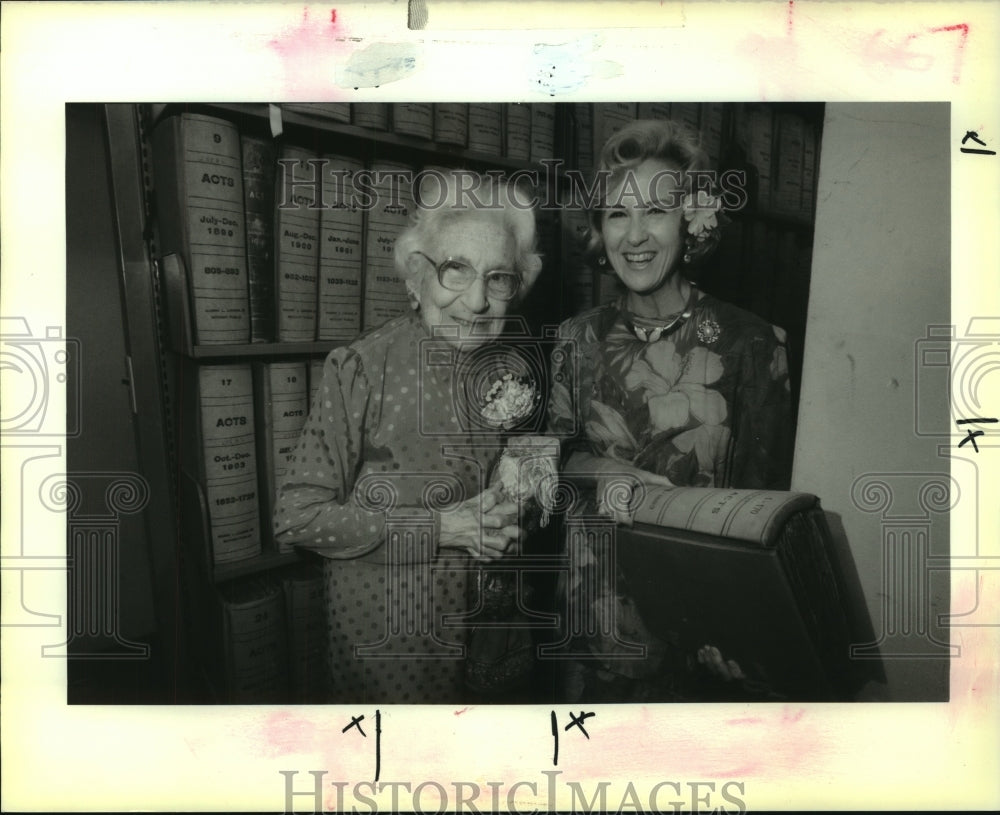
[696,319,721,345]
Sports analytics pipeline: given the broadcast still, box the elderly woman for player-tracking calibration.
[274,171,544,703]
[548,119,794,701]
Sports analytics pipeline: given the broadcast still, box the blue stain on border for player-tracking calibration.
[337,42,422,89]
[533,36,623,96]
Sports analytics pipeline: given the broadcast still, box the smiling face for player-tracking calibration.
[412,212,517,348]
[600,158,686,300]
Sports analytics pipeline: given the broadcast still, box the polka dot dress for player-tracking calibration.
[273,312,503,703]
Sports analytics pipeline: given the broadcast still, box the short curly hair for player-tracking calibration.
[393,169,543,302]
[587,118,722,265]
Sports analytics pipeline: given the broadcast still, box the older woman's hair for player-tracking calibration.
[588,118,721,263]
[394,169,543,300]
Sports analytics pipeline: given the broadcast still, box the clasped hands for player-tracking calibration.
[438,487,522,561]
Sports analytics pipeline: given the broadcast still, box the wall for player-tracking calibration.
[793,103,951,701]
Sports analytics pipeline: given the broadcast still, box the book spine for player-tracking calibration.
[773,114,804,215]
[801,122,817,218]
[747,107,774,210]
[308,357,326,409]
[393,103,434,140]
[700,103,725,171]
[241,134,276,343]
[282,572,327,702]
[222,577,289,702]
[468,104,502,155]
[572,103,594,175]
[282,103,351,123]
[529,105,556,163]
[434,103,468,147]
[592,102,636,156]
[671,102,701,133]
[637,102,672,120]
[261,361,309,555]
[504,104,531,161]
[198,364,261,564]
[275,145,321,341]
[152,113,250,345]
[362,160,414,330]
[317,154,364,340]
[350,103,389,130]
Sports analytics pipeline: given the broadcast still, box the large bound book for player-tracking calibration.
[317,154,364,340]
[801,121,818,217]
[700,103,725,171]
[256,361,310,555]
[504,104,531,161]
[616,487,857,701]
[434,103,468,147]
[351,103,389,130]
[772,113,805,215]
[218,576,289,703]
[529,104,556,163]
[152,113,250,345]
[195,364,261,564]
[637,102,672,120]
[744,105,775,210]
[275,145,321,341]
[362,160,414,329]
[281,564,328,703]
[308,356,326,409]
[571,103,594,175]
[592,103,636,159]
[393,103,434,140]
[468,104,502,155]
[281,102,351,124]
[240,134,276,343]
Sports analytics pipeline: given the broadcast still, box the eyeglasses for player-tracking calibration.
[412,252,521,301]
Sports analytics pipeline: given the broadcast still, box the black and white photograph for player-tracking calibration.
[3,2,998,813]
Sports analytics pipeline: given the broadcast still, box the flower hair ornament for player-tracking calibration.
[682,190,727,264]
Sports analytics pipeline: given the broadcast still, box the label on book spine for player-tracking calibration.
[221,577,288,702]
[393,103,434,140]
[281,568,327,702]
[275,145,321,341]
[241,135,276,342]
[264,362,309,554]
[362,160,414,330]
[505,104,531,161]
[468,104,502,154]
[637,102,672,120]
[198,365,261,564]
[351,103,389,130]
[155,113,251,345]
[434,103,468,146]
[317,154,364,340]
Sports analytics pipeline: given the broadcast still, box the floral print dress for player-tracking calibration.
[547,292,793,701]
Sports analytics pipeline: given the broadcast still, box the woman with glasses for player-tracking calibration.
[274,170,545,703]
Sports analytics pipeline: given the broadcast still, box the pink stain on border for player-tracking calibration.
[267,6,350,98]
[928,23,969,84]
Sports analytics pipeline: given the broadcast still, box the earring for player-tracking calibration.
[407,291,420,311]
[683,252,692,264]
[597,256,607,267]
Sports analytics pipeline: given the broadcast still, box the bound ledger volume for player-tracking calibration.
[275,145,321,341]
[617,487,857,701]
[362,160,414,329]
[468,104,502,155]
[240,134,276,342]
[196,364,261,564]
[152,113,251,344]
[256,361,310,555]
[505,104,531,161]
[219,576,289,702]
[281,565,328,702]
[317,154,364,340]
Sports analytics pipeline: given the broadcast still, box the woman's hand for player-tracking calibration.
[596,462,676,526]
[697,645,746,682]
[438,487,522,561]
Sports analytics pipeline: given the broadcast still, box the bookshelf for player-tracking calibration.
[104,100,822,703]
